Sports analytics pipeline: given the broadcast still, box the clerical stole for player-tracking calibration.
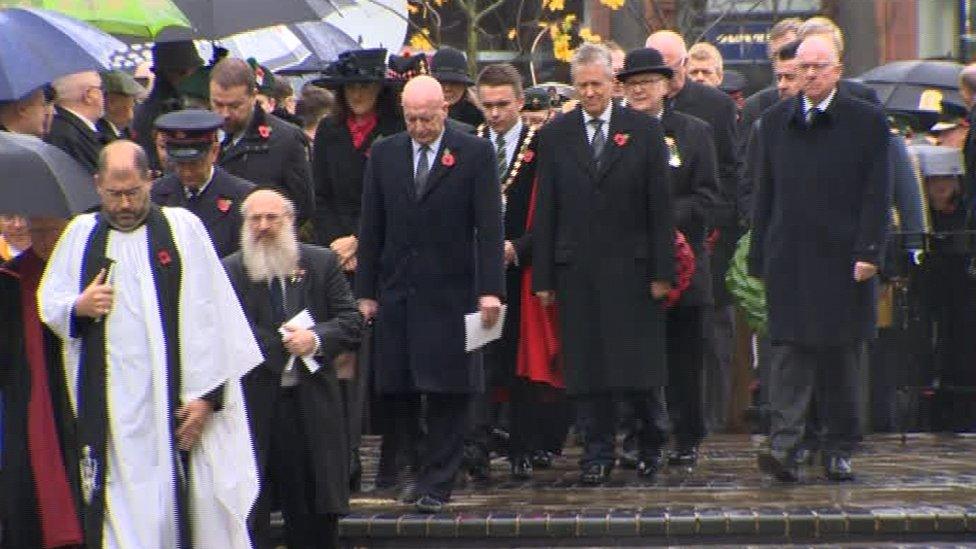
[75,205,192,549]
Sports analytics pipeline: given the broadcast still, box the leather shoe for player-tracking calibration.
[617,449,639,469]
[580,464,612,485]
[668,446,699,467]
[510,455,533,480]
[824,456,854,481]
[531,450,555,469]
[636,454,664,480]
[757,452,799,482]
[415,495,445,514]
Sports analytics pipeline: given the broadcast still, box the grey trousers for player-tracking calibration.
[768,342,863,460]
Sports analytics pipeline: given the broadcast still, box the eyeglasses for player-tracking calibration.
[624,77,666,89]
[245,213,287,224]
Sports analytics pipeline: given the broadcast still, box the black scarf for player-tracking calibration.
[76,205,191,548]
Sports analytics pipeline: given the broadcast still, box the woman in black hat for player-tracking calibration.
[311,48,404,492]
[431,47,485,127]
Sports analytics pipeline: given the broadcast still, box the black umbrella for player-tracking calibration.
[0,132,100,217]
[858,60,964,114]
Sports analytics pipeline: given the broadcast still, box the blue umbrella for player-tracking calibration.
[0,8,125,101]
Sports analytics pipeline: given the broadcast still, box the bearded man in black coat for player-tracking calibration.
[748,36,891,483]
[223,189,361,549]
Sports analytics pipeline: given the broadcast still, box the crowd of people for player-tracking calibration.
[2,12,976,549]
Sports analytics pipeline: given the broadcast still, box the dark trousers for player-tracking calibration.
[578,391,668,468]
[768,342,863,461]
[509,379,571,458]
[665,305,706,448]
[251,389,340,549]
[388,392,470,500]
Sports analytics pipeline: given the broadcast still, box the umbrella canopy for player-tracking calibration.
[170,0,353,39]
[276,21,359,74]
[0,7,126,100]
[858,60,965,119]
[0,132,100,217]
[324,0,407,50]
[0,0,191,38]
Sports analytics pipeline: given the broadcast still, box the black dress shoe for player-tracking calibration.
[510,455,533,480]
[617,449,639,469]
[824,456,854,481]
[580,464,612,485]
[668,446,699,467]
[415,495,445,514]
[757,452,800,482]
[531,450,555,469]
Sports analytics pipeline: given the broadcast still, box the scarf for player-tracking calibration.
[346,111,378,150]
[20,249,84,548]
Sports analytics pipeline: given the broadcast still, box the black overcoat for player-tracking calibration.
[222,244,361,515]
[476,122,539,372]
[311,112,403,247]
[355,127,505,394]
[0,253,81,549]
[219,106,315,223]
[532,104,674,395]
[748,91,891,346]
[661,109,720,307]
[45,107,103,174]
[151,166,255,257]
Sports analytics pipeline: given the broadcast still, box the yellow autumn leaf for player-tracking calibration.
[407,2,419,13]
[598,0,624,9]
[579,27,601,42]
[507,28,518,40]
[545,0,565,12]
[409,30,434,50]
[553,35,572,62]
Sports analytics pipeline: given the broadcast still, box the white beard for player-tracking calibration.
[241,224,299,283]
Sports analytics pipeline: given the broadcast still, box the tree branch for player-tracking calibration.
[473,0,507,24]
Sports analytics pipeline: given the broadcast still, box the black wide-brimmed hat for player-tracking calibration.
[314,48,389,88]
[430,47,474,85]
[617,47,673,80]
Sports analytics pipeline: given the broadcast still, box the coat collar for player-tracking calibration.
[55,106,102,142]
[221,106,273,162]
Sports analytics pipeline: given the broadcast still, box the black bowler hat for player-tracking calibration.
[720,69,747,94]
[430,47,474,86]
[314,48,389,89]
[152,40,203,73]
[522,87,550,111]
[154,109,223,162]
[617,47,674,80]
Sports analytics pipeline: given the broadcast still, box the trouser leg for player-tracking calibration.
[576,393,615,468]
[416,393,470,501]
[768,343,816,461]
[816,343,863,459]
[666,306,705,448]
[630,387,669,459]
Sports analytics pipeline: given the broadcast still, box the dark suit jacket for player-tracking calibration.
[222,244,361,514]
[151,167,256,258]
[476,122,538,368]
[46,106,103,174]
[748,90,890,345]
[311,112,404,246]
[532,104,674,393]
[219,106,315,224]
[670,79,740,226]
[356,126,504,394]
[662,109,720,307]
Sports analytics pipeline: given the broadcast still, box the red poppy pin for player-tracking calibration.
[257,125,271,139]
[613,132,630,147]
[216,197,232,214]
[522,149,535,163]
[441,148,456,167]
[157,249,172,267]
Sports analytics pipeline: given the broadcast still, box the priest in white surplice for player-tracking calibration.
[38,140,262,549]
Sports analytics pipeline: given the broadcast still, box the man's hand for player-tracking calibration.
[330,235,358,265]
[175,399,214,451]
[358,298,379,322]
[504,241,517,266]
[282,325,318,356]
[75,268,114,319]
[854,261,878,282]
[650,281,672,300]
[479,295,502,329]
[535,290,555,307]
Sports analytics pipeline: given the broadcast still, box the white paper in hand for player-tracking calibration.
[464,305,507,352]
[278,309,320,373]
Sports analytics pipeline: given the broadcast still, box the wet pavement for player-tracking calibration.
[339,433,976,545]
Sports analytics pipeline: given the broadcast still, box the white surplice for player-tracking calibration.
[39,207,262,549]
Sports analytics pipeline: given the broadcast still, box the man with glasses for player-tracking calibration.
[210,58,314,225]
[38,140,262,547]
[46,71,107,173]
[749,35,891,483]
[223,189,361,549]
[150,109,255,258]
[646,30,742,442]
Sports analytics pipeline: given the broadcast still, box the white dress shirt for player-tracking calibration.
[582,102,614,144]
[412,130,445,178]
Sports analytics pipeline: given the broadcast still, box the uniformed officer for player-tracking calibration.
[151,109,256,258]
[619,47,720,473]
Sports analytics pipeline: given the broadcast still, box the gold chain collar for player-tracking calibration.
[479,123,538,195]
